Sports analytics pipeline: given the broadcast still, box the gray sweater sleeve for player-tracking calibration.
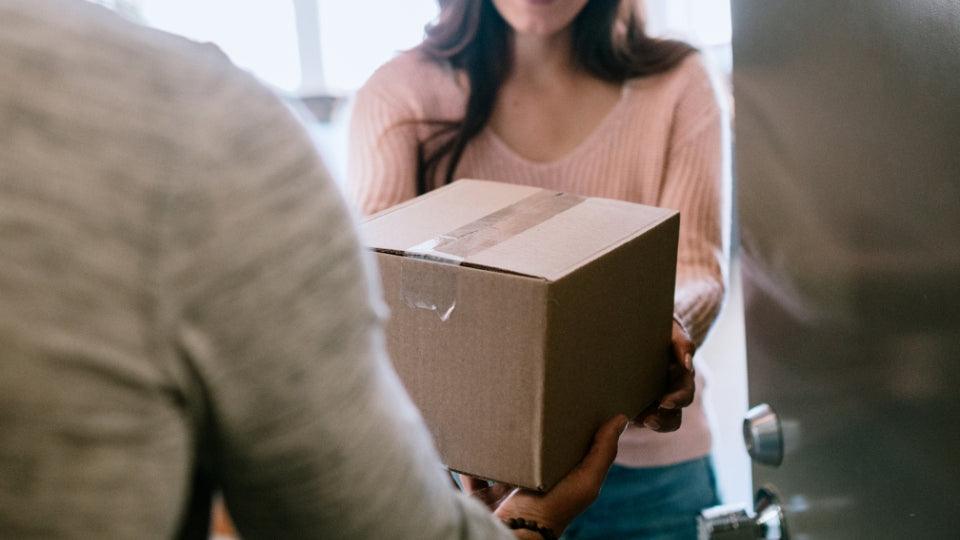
[162,62,512,539]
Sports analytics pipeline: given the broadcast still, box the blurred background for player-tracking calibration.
[85,0,733,180]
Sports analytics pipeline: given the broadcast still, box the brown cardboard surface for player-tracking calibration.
[376,254,549,486]
[363,179,679,490]
[539,218,679,488]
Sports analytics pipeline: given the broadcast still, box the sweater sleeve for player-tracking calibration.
[169,65,511,540]
[657,58,727,346]
[346,72,421,216]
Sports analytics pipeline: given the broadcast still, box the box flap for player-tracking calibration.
[361,179,677,281]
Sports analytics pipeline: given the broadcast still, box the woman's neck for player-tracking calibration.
[509,28,578,87]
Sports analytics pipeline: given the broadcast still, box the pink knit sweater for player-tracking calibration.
[347,50,725,468]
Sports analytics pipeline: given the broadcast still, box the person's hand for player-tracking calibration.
[459,475,514,510]
[461,414,629,536]
[634,317,696,432]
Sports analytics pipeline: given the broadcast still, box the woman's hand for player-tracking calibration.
[461,414,628,536]
[634,317,696,432]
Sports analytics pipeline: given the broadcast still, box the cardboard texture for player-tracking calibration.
[362,179,680,491]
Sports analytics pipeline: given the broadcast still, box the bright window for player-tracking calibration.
[92,0,304,93]
[317,0,438,93]
[644,0,732,46]
[90,0,438,95]
[138,0,302,92]
[90,1,733,92]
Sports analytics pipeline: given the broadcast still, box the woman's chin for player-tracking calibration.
[510,20,568,37]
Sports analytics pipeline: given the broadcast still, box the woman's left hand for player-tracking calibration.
[634,317,696,432]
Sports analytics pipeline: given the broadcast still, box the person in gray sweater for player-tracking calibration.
[0,1,628,538]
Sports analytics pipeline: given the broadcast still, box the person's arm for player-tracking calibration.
[658,58,726,348]
[346,75,420,216]
[638,57,726,432]
[165,67,511,539]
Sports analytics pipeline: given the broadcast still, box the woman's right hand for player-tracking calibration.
[463,414,628,537]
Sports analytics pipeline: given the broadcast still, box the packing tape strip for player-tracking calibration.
[407,190,586,262]
[400,190,586,320]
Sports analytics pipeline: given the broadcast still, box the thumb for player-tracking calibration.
[493,414,629,534]
[556,414,628,498]
[579,414,628,475]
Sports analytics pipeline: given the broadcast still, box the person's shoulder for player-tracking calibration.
[672,53,719,101]
[364,49,456,92]
[2,0,275,144]
[673,52,713,84]
[626,52,722,117]
[53,1,234,79]
[13,0,266,116]
[625,52,711,95]
[54,3,306,168]
[358,49,463,114]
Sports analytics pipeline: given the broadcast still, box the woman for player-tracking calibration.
[348,0,725,538]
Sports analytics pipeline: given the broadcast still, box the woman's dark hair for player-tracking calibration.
[414,0,695,194]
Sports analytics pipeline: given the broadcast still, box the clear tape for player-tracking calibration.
[400,258,459,322]
[399,190,585,321]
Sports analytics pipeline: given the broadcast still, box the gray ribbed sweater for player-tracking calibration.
[0,1,509,538]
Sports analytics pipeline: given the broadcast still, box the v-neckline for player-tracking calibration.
[483,83,632,169]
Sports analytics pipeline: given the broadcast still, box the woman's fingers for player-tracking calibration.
[635,399,684,432]
[657,318,696,413]
[671,318,695,372]
[634,318,697,431]
[659,364,696,411]
[647,407,682,432]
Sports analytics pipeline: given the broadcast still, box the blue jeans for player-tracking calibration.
[561,457,720,540]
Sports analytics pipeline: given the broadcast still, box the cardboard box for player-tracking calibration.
[361,179,679,491]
